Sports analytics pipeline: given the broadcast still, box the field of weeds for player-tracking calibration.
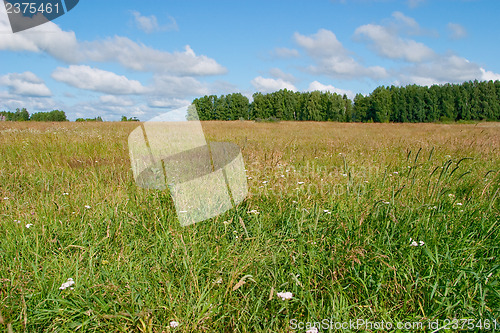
[1,121,499,332]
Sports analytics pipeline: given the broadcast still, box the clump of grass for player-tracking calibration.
[0,121,498,332]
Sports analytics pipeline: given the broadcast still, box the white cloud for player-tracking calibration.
[0,72,52,97]
[269,68,296,83]
[447,23,467,40]
[272,47,300,58]
[148,98,191,109]
[307,81,355,99]
[131,11,178,33]
[99,95,135,106]
[294,29,387,79]
[251,76,297,93]
[0,90,56,111]
[480,68,500,81]
[51,65,146,95]
[355,24,435,62]
[392,11,420,32]
[0,11,80,63]
[151,74,210,97]
[81,38,227,76]
[0,12,225,76]
[398,55,500,86]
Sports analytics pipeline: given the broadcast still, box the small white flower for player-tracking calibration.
[383,201,390,205]
[169,320,179,328]
[247,176,252,179]
[262,181,268,184]
[297,181,305,185]
[393,171,399,175]
[222,220,230,225]
[306,327,319,333]
[59,278,75,290]
[14,220,20,224]
[214,278,222,284]
[342,173,347,177]
[448,193,455,198]
[456,202,463,206]
[248,210,259,215]
[410,240,418,247]
[25,224,33,228]
[62,193,69,196]
[276,291,293,300]
[3,197,8,200]
[419,241,425,246]
[364,180,369,183]
[280,174,285,178]
[292,200,298,203]
[84,205,91,209]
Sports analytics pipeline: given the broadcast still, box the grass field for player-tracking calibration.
[0,121,499,332]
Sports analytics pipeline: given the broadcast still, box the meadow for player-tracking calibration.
[0,121,499,332]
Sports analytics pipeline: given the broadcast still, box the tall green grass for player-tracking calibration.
[0,121,499,332]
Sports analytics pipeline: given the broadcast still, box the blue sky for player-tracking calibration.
[1,0,499,121]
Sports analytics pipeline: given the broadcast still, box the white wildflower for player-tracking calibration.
[306,327,319,333]
[342,173,347,177]
[84,205,91,209]
[59,278,75,290]
[419,241,425,246]
[169,320,179,328]
[297,181,305,185]
[456,202,463,206]
[448,193,455,198]
[276,291,293,300]
[383,201,390,205]
[3,197,8,200]
[410,240,418,247]
[62,192,69,196]
[25,224,33,228]
[262,181,268,184]
[248,210,259,215]
[393,171,399,175]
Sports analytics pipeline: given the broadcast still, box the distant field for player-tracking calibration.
[1,121,499,332]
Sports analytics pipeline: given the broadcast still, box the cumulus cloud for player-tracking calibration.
[355,24,435,62]
[307,81,355,99]
[294,29,387,79]
[397,54,500,86]
[480,68,500,81]
[51,65,146,95]
[81,38,226,76]
[0,72,52,97]
[251,76,297,93]
[0,13,225,76]
[99,95,135,106]
[151,74,210,97]
[0,11,80,63]
[269,68,296,83]
[131,11,178,33]
[447,23,467,40]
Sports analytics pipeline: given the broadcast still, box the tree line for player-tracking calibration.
[0,108,67,122]
[191,80,500,122]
